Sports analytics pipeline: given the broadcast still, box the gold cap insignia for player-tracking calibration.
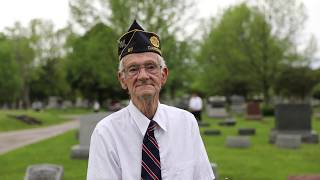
[150,36,160,48]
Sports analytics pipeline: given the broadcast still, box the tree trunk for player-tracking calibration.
[22,84,30,109]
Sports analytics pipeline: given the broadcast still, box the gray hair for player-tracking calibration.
[118,54,166,72]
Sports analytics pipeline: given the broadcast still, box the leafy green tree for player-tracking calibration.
[274,65,317,101]
[196,2,311,104]
[69,0,194,35]
[5,22,35,108]
[29,19,68,64]
[29,57,70,101]
[1,20,73,107]
[0,34,22,104]
[253,0,308,49]
[28,19,71,101]
[66,23,124,101]
[69,0,195,99]
[161,35,194,98]
[197,4,278,98]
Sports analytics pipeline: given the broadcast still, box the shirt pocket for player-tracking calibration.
[171,160,195,180]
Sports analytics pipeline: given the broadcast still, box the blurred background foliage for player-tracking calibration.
[0,0,319,108]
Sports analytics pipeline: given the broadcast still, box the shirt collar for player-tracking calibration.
[128,101,167,136]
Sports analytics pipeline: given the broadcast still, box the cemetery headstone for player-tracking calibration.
[198,121,210,127]
[275,134,301,149]
[47,96,59,109]
[32,101,43,112]
[75,97,83,108]
[246,101,262,120]
[19,100,23,109]
[204,129,221,136]
[1,103,9,109]
[61,100,73,109]
[75,97,89,108]
[206,96,228,118]
[226,136,251,148]
[24,163,63,180]
[269,104,319,144]
[82,99,89,108]
[218,118,236,126]
[230,95,246,115]
[71,112,110,159]
[238,128,256,136]
[175,96,189,110]
[311,98,320,107]
[302,133,319,144]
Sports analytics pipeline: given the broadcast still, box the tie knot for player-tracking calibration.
[147,120,157,133]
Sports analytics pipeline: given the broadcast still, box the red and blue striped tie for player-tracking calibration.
[141,120,162,180]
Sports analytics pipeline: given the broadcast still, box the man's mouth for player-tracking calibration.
[136,84,153,87]
[136,81,153,87]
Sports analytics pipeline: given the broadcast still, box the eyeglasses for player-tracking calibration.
[124,63,162,77]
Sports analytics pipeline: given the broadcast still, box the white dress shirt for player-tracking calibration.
[189,96,203,111]
[87,101,214,180]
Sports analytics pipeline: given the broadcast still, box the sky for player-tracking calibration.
[0,0,319,66]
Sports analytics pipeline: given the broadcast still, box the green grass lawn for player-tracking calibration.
[202,115,320,180]
[0,113,319,179]
[0,108,91,132]
[0,130,87,180]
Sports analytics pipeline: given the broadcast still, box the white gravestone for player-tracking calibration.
[71,112,110,159]
[24,164,63,180]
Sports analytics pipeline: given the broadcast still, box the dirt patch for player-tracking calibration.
[7,115,42,125]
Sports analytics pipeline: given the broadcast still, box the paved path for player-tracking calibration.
[0,120,79,155]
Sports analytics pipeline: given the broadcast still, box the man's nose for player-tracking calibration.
[137,67,149,79]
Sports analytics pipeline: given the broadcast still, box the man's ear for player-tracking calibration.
[118,72,127,89]
[161,67,168,86]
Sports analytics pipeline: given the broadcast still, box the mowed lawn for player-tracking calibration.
[202,114,320,180]
[0,130,87,180]
[0,113,320,179]
[0,108,91,132]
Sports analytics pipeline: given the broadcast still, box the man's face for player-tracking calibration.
[118,52,168,101]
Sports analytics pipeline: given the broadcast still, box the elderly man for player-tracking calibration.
[87,20,215,180]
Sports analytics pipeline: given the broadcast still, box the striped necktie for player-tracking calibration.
[141,120,162,180]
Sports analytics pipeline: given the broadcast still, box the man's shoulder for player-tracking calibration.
[160,104,198,130]
[160,103,194,118]
[161,103,184,111]
[95,107,129,129]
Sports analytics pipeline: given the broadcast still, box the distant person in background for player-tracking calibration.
[93,101,100,112]
[189,92,203,122]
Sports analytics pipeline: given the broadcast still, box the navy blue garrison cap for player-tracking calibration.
[118,20,162,60]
